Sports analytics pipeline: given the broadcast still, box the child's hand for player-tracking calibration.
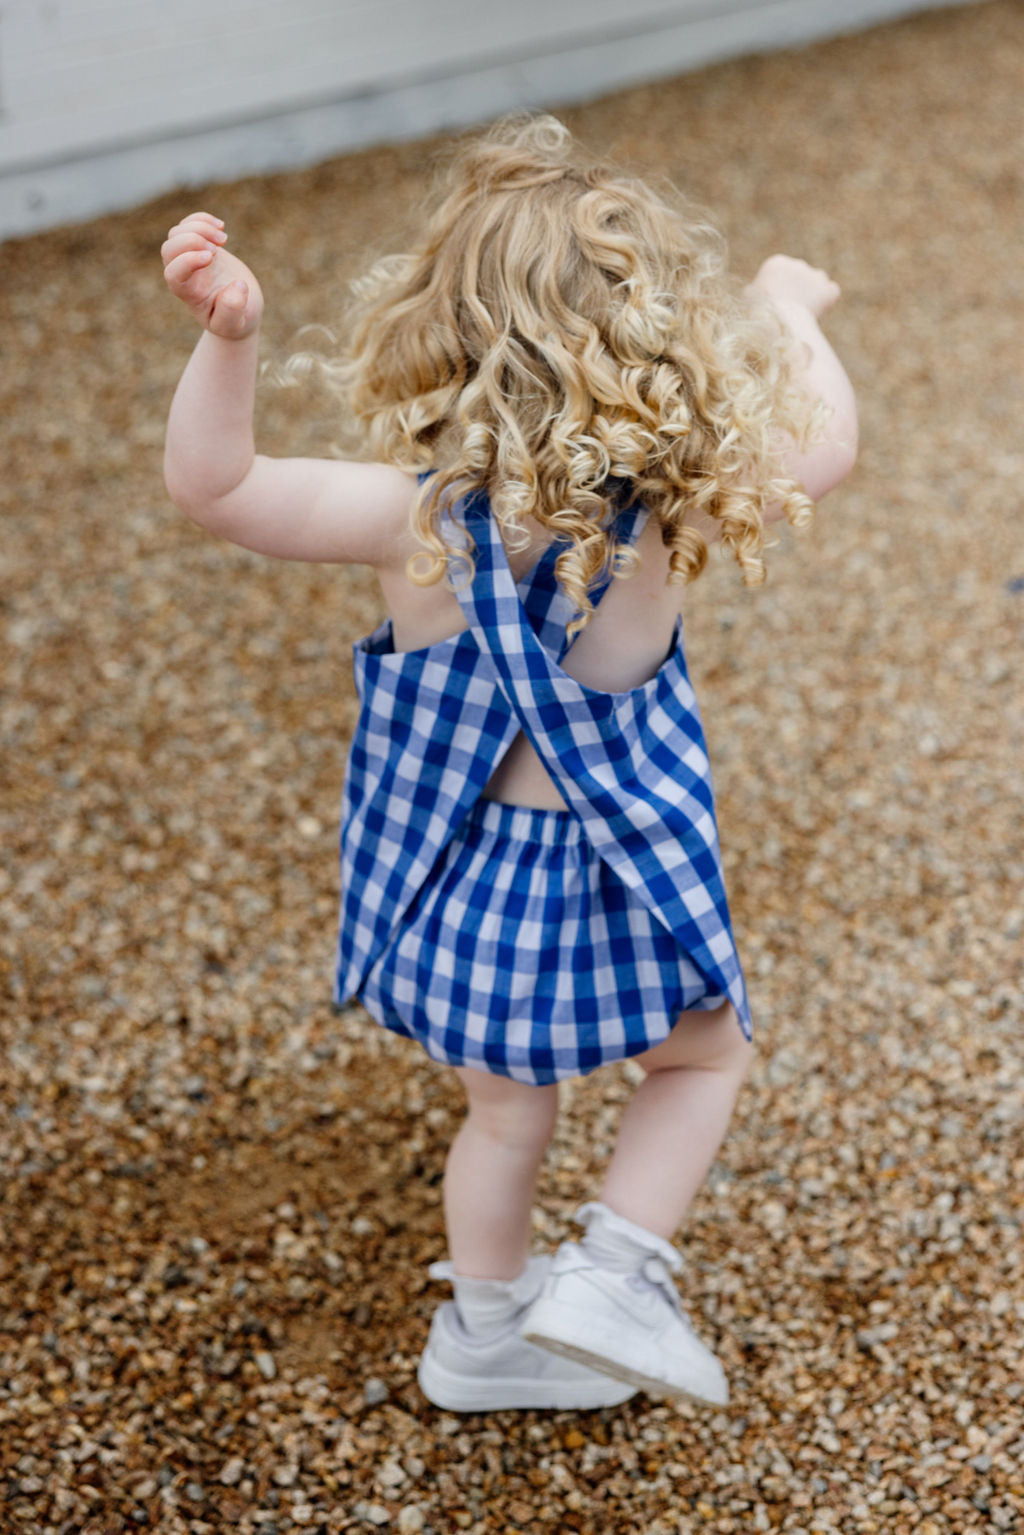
[747,255,840,321]
[162,213,264,340]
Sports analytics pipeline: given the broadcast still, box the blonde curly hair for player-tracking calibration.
[310,116,820,626]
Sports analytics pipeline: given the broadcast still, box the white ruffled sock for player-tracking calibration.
[430,1256,549,1337]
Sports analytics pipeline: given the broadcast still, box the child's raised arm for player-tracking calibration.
[746,254,859,509]
[161,214,415,567]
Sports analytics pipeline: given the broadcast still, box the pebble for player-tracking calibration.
[358,1506,392,1528]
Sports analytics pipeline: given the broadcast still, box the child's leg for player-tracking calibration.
[599,1000,752,1239]
[423,1063,634,1409]
[443,1066,559,1279]
[516,1003,750,1405]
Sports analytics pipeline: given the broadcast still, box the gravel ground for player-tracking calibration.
[2,3,1023,1532]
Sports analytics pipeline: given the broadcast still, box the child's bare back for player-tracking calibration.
[374,502,688,807]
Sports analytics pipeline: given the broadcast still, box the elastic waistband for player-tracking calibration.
[463,796,583,847]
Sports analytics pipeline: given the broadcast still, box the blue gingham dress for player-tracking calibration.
[336,487,750,1083]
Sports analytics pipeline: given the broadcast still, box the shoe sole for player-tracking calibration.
[416,1346,634,1412]
[521,1297,729,1407]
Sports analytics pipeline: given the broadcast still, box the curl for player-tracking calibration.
[288,115,824,622]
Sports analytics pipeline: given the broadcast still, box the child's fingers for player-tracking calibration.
[161,230,216,268]
[811,271,842,316]
[173,211,226,236]
[163,215,227,255]
[161,215,259,336]
[164,247,214,280]
[163,248,214,285]
[752,254,842,319]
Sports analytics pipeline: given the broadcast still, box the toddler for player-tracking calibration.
[162,117,857,1412]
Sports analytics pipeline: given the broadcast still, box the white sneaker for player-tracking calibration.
[520,1218,729,1406]
[417,1258,636,1412]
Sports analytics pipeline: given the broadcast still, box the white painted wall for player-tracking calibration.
[0,0,979,239]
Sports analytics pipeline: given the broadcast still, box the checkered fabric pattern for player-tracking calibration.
[336,498,623,1006]
[359,797,716,1082]
[335,512,601,1007]
[336,623,517,1005]
[452,491,751,1040]
[335,485,750,1079]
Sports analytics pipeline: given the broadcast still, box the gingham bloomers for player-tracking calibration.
[335,486,751,1083]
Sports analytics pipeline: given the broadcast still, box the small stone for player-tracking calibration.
[219,1458,245,1486]
[397,1509,425,1535]
[364,1377,389,1405]
[254,1351,276,1380]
